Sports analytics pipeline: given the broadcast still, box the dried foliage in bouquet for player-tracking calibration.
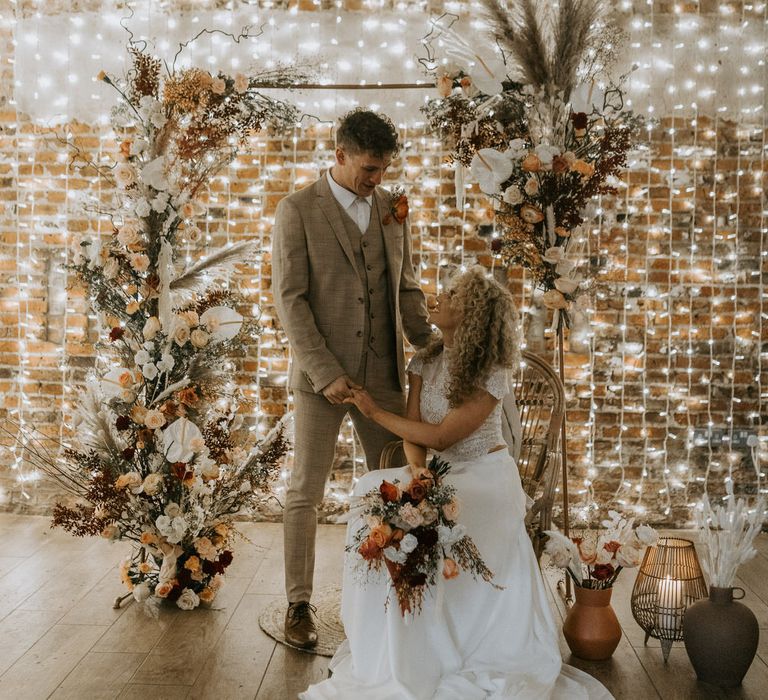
[545,510,658,589]
[421,0,642,325]
[350,456,498,616]
[18,43,305,610]
[694,480,766,588]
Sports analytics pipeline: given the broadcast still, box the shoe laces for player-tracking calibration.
[288,601,317,622]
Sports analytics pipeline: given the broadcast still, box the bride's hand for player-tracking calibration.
[344,388,378,418]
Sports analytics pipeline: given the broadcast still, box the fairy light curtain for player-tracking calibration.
[0,0,766,524]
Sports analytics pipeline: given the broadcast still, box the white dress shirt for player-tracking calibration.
[327,170,372,233]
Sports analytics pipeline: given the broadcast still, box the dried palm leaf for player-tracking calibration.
[170,241,258,293]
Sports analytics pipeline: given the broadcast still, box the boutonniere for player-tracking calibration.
[382,186,408,225]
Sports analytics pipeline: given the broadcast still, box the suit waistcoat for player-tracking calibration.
[333,197,396,360]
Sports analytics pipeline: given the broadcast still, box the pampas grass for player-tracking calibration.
[483,0,611,98]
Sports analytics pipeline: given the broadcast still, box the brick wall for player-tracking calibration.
[0,0,766,526]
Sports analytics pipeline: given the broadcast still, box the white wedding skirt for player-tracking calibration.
[301,450,613,700]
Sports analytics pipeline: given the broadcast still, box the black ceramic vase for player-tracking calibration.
[682,586,759,687]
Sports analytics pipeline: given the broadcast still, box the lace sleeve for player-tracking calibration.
[484,367,510,400]
[407,354,425,376]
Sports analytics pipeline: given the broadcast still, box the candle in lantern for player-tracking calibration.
[656,576,684,634]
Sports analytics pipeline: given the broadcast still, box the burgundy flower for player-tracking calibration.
[416,527,438,548]
[121,447,135,461]
[592,563,615,581]
[219,550,234,568]
[571,112,588,130]
[490,238,504,253]
[109,327,125,342]
[115,415,131,431]
[167,584,183,601]
[408,573,427,587]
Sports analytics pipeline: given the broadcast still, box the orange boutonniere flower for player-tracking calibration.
[383,186,408,225]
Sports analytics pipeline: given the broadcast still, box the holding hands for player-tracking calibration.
[322,375,362,405]
[343,387,379,418]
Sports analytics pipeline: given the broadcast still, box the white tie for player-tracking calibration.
[353,197,370,234]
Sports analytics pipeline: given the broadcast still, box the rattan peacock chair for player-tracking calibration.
[377,350,565,563]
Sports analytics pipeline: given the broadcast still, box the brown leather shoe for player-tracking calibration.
[285,601,318,648]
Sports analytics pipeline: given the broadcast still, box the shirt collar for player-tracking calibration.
[326,169,373,209]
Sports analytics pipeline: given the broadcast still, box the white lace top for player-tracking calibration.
[407,351,510,463]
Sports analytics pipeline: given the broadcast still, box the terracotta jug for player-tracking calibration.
[683,586,759,687]
[563,586,622,660]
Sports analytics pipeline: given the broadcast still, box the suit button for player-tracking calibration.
[362,241,368,248]
[356,331,362,337]
[370,336,375,342]
[369,288,374,294]
[370,313,375,319]
[366,264,372,270]
[358,297,364,303]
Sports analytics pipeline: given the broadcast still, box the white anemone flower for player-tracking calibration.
[469,148,514,195]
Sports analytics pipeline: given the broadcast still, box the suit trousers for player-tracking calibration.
[284,361,406,603]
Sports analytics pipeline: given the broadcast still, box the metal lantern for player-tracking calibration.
[630,537,708,661]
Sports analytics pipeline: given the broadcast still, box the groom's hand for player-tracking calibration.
[321,375,361,404]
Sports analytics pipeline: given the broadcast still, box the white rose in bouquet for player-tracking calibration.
[176,588,200,611]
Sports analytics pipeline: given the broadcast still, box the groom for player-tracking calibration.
[271,109,433,647]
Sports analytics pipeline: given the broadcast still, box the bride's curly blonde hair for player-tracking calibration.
[420,267,521,407]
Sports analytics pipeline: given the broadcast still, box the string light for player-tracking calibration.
[2,1,766,524]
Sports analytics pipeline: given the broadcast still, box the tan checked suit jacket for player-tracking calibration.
[271,174,433,392]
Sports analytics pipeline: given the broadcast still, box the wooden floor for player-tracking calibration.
[0,514,767,700]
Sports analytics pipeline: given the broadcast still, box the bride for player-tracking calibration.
[300,267,612,699]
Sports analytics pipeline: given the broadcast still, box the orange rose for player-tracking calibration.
[358,537,381,561]
[184,555,201,572]
[393,195,409,224]
[390,528,405,543]
[155,580,175,598]
[442,558,460,579]
[139,562,152,574]
[369,523,394,549]
[554,226,570,238]
[379,480,401,503]
[199,587,216,604]
[571,159,595,178]
[119,140,132,159]
[521,153,542,172]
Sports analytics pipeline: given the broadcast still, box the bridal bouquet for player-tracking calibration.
[351,456,496,615]
[545,511,658,589]
[421,0,642,325]
[694,480,766,588]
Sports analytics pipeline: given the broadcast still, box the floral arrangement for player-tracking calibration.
[20,44,304,609]
[421,0,642,326]
[694,479,766,588]
[545,511,658,589]
[382,186,409,225]
[351,456,496,616]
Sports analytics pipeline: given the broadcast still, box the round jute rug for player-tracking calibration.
[258,586,346,657]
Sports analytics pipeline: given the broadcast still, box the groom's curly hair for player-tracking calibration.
[420,267,520,407]
[336,108,400,158]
